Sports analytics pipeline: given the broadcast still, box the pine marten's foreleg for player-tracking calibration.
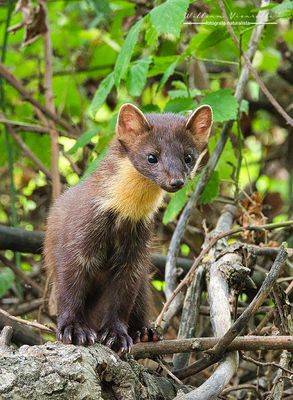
[56,259,97,345]
[91,264,146,354]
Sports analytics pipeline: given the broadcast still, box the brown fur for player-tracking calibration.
[44,104,213,353]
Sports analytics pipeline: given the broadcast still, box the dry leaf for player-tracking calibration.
[238,192,267,244]
[8,0,47,46]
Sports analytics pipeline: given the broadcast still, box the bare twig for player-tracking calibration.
[0,117,68,136]
[221,385,262,400]
[241,353,293,376]
[61,147,82,176]
[7,298,43,316]
[0,308,54,333]
[0,62,80,137]
[3,118,52,180]
[157,359,184,385]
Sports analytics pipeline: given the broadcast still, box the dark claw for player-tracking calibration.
[117,334,133,356]
[141,326,149,342]
[57,322,96,346]
[63,325,73,344]
[133,331,141,344]
[100,330,109,343]
[105,336,116,348]
[131,326,163,343]
[149,328,160,342]
[99,322,133,356]
[88,331,97,345]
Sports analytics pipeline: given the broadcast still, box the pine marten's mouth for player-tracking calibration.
[162,185,185,193]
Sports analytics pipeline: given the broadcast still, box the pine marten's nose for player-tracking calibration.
[170,178,184,189]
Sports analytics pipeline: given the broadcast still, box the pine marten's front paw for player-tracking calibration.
[57,321,97,346]
[132,327,162,344]
[99,321,133,356]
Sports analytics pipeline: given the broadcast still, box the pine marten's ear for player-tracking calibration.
[117,103,151,139]
[185,105,213,152]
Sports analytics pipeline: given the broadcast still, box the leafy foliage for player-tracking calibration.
[0,268,14,298]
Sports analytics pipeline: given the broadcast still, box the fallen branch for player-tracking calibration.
[1,223,293,259]
[131,336,293,359]
[175,245,288,379]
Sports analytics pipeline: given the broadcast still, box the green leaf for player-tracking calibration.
[150,0,189,38]
[0,268,14,298]
[257,49,281,73]
[23,134,51,168]
[152,280,165,291]
[271,1,293,17]
[209,135,237,180]
[240,99,249,114]
[200,171,219,204]
[82,148,108,180]
[169,88,201,99]
[90,0,111,23]
[68,129,100,154]
[180,243,190,256]
[145,19,158,47]
[199,89,238,122]
[89,72,115,118]
[164,97,195,113]
[149,55,178,76]
[198,28,229,51]
[163,187,188,225]
[158,57,179,90]
[114,18,144,87]
[126,57,152,97]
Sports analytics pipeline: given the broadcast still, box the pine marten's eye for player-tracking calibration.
[148,154,158,164]
[184,154,193,164]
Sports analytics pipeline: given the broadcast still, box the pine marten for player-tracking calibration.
[44,103,213,354]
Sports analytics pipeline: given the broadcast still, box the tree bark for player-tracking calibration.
[0,340,190,400]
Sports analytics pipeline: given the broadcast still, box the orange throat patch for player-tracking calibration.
[98,158,164,221]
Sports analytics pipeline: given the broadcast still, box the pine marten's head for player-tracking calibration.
[116,103,213,193]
